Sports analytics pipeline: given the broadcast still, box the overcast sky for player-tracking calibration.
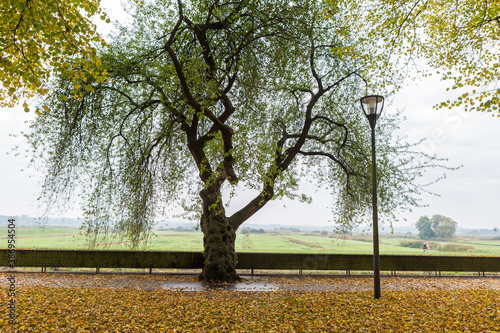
[223,77,500,230]
[1,2,499,231]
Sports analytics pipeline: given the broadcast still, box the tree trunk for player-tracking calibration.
[198,185,240,283]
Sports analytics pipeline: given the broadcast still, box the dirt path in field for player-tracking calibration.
[2,272,498,292]
[0,232,193,245]
[274,235,327,250]
[93,233,194,246]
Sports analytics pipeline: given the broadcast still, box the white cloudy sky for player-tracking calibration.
[226,78,500,230]
[1,2,499,230]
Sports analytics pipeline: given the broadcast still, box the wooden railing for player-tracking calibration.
[1,249,499,275]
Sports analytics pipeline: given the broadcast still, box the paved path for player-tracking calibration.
[1,272,499,292]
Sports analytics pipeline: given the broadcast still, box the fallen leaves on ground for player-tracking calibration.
[0,274,499,332]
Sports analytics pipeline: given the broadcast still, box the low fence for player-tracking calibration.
[1,250,499,275]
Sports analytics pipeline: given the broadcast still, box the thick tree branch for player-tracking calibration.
[298,150,354,175]
[311,115,349,151]
[229,183,274,230]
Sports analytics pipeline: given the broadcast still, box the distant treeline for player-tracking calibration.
[277,227,301,232]
[1,215,497,237]
[159,226,198,232]
[241,228,266,234]
[0,215,81,226]
[456,228,499,236]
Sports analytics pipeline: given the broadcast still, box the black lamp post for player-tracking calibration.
[360,95,384,299]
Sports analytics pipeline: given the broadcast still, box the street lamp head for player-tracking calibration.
[360,95,384,117]
[360,95,384,129]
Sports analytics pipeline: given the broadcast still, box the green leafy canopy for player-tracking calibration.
[324,0,500,115]
[27,0,453,247]
[0,0,109,111]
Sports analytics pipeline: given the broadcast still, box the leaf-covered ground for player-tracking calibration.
[1,273,499,332]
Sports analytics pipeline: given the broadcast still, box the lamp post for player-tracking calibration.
[360,95,384,299]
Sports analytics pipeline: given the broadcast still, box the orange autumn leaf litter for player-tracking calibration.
[0,273,499,332]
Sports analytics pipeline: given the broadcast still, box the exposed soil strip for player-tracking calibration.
[94,233,195,246]
[274,235,326,250]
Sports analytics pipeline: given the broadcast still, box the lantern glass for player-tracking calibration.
[360,95,384,117]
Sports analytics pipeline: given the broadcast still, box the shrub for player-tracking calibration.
[400,240,439,249]
[438,244,475,252]
[399,240,423,249]
[249,228,266,233]
[351,236,373,242]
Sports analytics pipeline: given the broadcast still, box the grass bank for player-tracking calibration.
[1,226,499,256]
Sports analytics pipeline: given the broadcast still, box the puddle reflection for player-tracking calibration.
[162,277,279,291]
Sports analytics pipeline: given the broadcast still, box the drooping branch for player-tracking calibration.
[298,150,355,176]
[297,150,362,198]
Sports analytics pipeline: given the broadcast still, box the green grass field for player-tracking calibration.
[1,225,499,256]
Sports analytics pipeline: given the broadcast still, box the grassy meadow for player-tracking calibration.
[1,225,499,256]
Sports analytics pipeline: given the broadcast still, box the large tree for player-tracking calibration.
[0,0,108,110]
[28,0,448,282]
[416,214,457,239]
[416,216,435,239]
[431,215,458,239]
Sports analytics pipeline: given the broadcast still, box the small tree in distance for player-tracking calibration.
[416,216,435,239]
[416,215,457,239]
[432,215,458,239]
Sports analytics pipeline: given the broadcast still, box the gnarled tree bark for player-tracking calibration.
[198,184,239,282]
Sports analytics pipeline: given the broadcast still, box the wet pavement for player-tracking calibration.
[1,272,499,292]
[162,276,279,291]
